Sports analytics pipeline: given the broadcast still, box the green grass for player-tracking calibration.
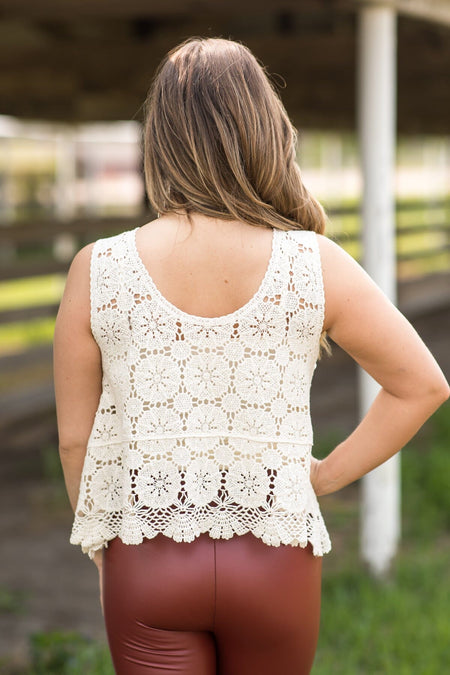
[0,275,65,311]
[314,541,450,674]
[0,317,56,356]
[0,274,63,356]
[0,587,27,615]
[313,404,450,674]
[27,632,113,675]
[401,404,450,540]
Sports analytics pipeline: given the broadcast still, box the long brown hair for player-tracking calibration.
[142,37,328,234]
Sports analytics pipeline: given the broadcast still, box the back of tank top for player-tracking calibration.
[70,226,331,558]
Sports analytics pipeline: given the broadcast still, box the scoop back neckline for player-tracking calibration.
[129,226,280,325]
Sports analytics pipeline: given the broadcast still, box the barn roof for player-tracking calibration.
[0,0,449,133]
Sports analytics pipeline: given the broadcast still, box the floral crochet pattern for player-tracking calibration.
[70,226,331,558]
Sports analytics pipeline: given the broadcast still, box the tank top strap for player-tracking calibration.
[89,231,130,345]
[285,229,324,317]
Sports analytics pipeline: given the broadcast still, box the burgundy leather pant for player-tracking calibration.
[102,532,322,674]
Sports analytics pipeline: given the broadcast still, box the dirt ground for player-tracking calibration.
[1,306,448,669]
[0,478,106,670]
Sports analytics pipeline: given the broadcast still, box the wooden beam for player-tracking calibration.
[349,0,450,26]
[0,304,60,325]
[0,9,448,133]
[0,0,332,20]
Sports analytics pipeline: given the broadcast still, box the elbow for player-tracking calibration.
[427,376,450,408]
[403,374,450,417]
[58,440,88,457]
[438,381,450,403]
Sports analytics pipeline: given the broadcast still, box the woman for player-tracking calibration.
[53,37,449,674]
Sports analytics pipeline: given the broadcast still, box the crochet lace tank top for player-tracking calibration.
[70,226,331,558]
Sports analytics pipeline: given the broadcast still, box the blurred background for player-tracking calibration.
[0,1,449,673]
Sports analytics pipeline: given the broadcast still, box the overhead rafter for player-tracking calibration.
[0,2,448,132]
[348,0,450,27]
[0,0,336,20]
[1,0,450,26]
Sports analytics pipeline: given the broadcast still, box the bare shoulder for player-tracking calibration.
[316,233,365,278]
[69,242,95,274]
[65,242,95,289]
[315,233,381,332]
[56,243,95,326]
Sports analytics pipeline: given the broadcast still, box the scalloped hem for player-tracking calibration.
[71,515,332,560]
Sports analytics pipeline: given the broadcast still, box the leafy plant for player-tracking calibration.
[402,403,450,538]
[0,586,27,615]
[29,631,113,674]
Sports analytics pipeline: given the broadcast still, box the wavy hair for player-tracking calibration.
[142,36,328,235]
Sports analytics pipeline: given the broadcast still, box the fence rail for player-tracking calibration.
[1,201,449,450]
[0,303,60,324]
[0,203,449,326]
[0,216,136,245]
[0,198,449,280]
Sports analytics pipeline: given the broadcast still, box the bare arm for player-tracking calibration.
[311,235,450,497]
[53,243,103,576]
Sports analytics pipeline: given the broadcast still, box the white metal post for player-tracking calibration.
[357,6,400,577]
[54,126,78,262]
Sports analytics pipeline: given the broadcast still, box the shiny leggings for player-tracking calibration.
[102,532,322,674]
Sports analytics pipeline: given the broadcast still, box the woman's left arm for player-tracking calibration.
[53,242,102,517]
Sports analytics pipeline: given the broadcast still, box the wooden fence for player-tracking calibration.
[1,200,449,452]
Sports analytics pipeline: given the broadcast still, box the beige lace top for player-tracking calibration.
[70,226,331,558]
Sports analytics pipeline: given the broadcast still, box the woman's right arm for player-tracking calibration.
[312,235,450,497]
